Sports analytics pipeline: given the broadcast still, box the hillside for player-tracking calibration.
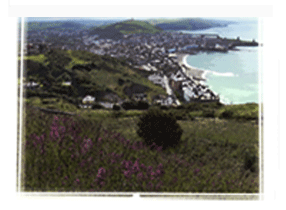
[25,19,128,31]
[26,21,86,31]
[89,19,163,39]
[148,18,231,31]
[22,49,167,107]
[25,18,232,33]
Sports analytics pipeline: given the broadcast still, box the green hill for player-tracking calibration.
[22,50,167,107]
[89,19,163,39]
[26,21,86,31]
[148,18,230,31]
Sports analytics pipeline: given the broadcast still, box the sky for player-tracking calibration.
[25,17,257,23]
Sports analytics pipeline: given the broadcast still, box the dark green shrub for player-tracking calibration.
[137,101,149,110]
[137,107,183,149]
[220,110,234,119]
[121,101,137,110]
[202,109,215,118]
[244,148,258,172]
[92,103,104,110]
[112,104,121,111]
[160,105,169,110]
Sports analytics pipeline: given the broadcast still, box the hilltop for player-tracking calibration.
[148,18,231,31]
[26,21,86,31]
[89,19,163,39]
[24,18,232,35]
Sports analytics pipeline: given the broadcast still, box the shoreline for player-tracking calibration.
[176,53,229,104]
[176,53,209,81]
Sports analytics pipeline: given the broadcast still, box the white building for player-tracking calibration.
[82,95,95,104]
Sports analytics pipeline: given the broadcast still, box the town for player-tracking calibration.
[23,22,258,107]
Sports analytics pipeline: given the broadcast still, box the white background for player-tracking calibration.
[1,1,285,209]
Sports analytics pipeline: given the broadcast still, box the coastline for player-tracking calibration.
[176,53,226,103]
[176,53,208,81]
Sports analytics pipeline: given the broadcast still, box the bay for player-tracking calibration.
[182,20,260,104]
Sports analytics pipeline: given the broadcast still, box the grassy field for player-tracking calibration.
[21,103,259,192]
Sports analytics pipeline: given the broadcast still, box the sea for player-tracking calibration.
[181,19,261,104]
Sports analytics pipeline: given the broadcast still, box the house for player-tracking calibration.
[24,82,39,89]
[82,95,95,104]
[61,81,72,86]
[132,93,147,102]
[184,44,199,50]
[170,71,186,90]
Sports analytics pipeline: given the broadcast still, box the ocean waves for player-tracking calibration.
[209,71,238,77]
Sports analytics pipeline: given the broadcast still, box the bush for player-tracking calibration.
[92,103,104,110]
[160,105,169,110]
[112,104,121,111]
[137,107,183,150]
[202,109,215,118]
[244,148,258,172]
[137,101,149,110]
[121,101,137,110]
[220,110,234,119]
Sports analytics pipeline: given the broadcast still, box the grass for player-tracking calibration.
[21,104,259,192]
[20,54,47,64]
[26,97,78,112]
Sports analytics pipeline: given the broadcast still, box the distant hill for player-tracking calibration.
[148,18,232,31]
[89,19,163,39]
[26,21,86,31]
[25,19,126,31]
[25,18,233,33]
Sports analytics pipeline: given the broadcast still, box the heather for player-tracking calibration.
[22,105,259,192]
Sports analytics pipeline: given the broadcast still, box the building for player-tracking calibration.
[82,95,95,104]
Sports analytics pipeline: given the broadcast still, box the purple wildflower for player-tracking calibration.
[156,181,163,191]
[97,167,106,179]
[60,126,66,133]
[81,138,93,154]
[140,163,146,170]
[150,171,156,180]
[121,160,127,168]
[194,168,200,174]
[147,182,153,190]
[155,169,161,176]
[99,181,105,187]
[147,166,153,172]
[137,172,144,180]
[124,170,131,179]
[132,160,140,173]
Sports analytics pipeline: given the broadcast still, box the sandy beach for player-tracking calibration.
[176,53,208,81]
